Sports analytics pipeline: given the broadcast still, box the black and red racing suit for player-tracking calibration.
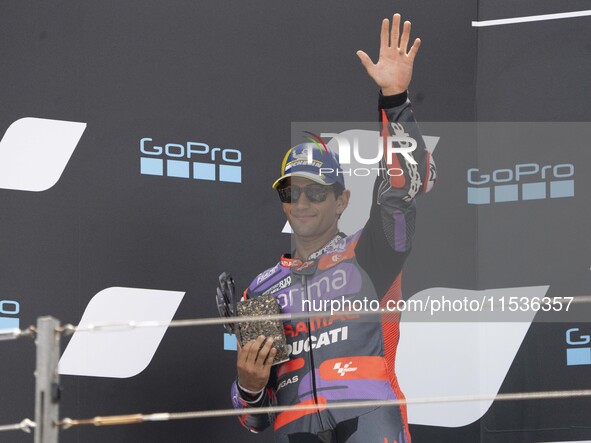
[231,91,436,443]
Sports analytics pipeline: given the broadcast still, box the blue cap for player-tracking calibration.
[272,143,345,189]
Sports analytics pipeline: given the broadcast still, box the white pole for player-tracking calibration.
[34,317,61,443]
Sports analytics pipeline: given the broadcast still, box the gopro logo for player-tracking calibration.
[566,327,591,366]
[467,163,574,205]
[140,138,242,183]
[0,300,20,331]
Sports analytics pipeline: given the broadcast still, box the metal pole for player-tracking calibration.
[34,317,61,443]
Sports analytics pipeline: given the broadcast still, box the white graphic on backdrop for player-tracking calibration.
[397,285,547,427]
[59,287,185,378]
[0,117,86,192]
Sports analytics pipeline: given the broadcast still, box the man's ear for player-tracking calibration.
[336,189,351,216]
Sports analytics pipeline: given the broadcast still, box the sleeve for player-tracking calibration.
[231,379,277,433]
[230,287,278,433]
[355,91,437,300]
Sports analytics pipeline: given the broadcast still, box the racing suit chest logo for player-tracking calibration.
[274,265,362,312]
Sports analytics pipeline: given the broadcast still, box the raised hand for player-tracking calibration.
[357,14,421,96]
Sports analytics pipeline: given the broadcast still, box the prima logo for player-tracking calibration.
[0,300,19,331]
[566,327,591,366]
[0,118,87,192]
[276,268,358,311]
[467,163,574,205]
[140,138,242,183]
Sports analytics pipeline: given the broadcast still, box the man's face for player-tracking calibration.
[280,176,350,240]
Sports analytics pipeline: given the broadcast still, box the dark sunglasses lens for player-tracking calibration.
[279,184,330,203]
[278,187,290,202]
[305,185,329,202]
[278,186,301,203]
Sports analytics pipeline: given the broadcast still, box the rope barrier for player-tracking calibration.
[0,326,36,341]
[0,419,36,433]
[56,388,591,429]
[55,294,591,335]
[57,310,373,335]
[1,294,588,440]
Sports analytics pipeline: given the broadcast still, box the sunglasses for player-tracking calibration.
[277,184,335,203]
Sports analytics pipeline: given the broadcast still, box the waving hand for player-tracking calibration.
[357,14,421,96]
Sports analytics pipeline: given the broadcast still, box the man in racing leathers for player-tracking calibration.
[231,14,436,443]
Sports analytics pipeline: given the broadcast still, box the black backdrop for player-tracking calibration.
[1,1,590,442]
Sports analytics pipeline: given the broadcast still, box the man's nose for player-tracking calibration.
[294,191,311,206]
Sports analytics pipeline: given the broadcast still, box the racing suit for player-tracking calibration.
[231,91,436,443]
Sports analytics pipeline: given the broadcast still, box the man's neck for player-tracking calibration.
[293,229,340,261]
